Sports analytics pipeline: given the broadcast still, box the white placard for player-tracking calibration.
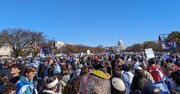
[87,50,91,55]
[145,48,155,59]
[80,52,84,57]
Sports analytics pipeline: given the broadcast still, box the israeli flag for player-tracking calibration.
[152,68,170,94]
[152,80,169,94]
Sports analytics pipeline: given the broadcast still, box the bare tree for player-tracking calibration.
[0,28,45,57]
[59,44,106,54]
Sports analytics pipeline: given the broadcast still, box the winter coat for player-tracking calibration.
[0,67,11,80]
[144,71,155,83]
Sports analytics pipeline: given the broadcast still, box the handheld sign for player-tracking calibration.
[145,48,155,59]
[87,50,91,55]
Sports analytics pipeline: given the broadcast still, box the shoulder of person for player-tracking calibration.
[170,88,180,94]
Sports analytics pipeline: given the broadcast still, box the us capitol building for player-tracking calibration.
[105,40,128,52]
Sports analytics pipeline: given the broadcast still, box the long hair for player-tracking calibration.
[63,77,80,94]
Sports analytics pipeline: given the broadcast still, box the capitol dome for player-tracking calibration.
[118,40,123,46]
[57,41,65,45]
[55,41,65,49]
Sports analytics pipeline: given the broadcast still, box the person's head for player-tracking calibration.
[127,61,135,69]
[80,66,89,75]
[55,73,62,82]
[62,69,69,76]
[43,58,48,65]
[140,64,147,71]
[166,65,176,77]
[4,59,13,68]
[55,57,60,63]
[110,77,126,94]
[171,70,180,85]
[63,84,73,94]
[0,82,16,94]
[114,68,121,78]
[48,57,54,65]
[24,67,36,80]
[44,76,59,92]
[161,60,167,67]
[135,66,144,78]
[11,63,23,76]
[122,64,131,72]
[149,58,156,65]
[116,58,125,66]
[63,77,80,94]
[51,63,57,69]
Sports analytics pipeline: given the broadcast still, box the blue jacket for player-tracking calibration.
[53,63,62,75]
[16,76,37,94]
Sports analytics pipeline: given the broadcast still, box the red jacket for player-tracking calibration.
[148,65,165,82]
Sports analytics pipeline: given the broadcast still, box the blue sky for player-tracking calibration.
[0,0,180,47]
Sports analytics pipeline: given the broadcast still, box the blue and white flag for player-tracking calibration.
[152,80,169,94]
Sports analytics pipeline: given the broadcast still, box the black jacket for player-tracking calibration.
[0,67,12,80]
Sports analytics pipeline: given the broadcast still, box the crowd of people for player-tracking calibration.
[0,52,180,94]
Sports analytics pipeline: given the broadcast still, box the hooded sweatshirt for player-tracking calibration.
[16,76,37,94]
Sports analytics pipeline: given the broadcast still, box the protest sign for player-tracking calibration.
[87,50,91,55]
[145,48,155,59]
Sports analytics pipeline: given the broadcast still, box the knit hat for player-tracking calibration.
[110,77,126,94]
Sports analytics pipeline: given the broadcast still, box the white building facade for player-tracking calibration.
[0,46,11,57]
